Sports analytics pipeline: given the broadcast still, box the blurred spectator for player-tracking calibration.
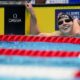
[0,0,69,5]
[0,1,20,5]
[30,0,69,4]
[31,0,46,4]
[46,0,69,4]
[35,0,46,4]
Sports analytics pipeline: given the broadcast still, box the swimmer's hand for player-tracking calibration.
[25,2,35,16]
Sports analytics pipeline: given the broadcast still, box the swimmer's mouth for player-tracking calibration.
[63,27,68,30]
[63,26,70,30]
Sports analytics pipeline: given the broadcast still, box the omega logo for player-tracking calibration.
[8,13,22,23]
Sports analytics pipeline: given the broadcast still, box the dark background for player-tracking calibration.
[5,5,25,35]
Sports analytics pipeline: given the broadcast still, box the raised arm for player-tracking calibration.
[25,2,40,35]
[24,2,60,36]
[72,18,80,36]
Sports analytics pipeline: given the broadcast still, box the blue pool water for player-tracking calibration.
[0,41,80,67]
[0,77,53,80]
[0,42,80,80]
[0,56,80,67]
[0,41,80,51]
[0,77,79,80]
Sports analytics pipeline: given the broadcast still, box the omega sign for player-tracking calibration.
[8,13,22,23]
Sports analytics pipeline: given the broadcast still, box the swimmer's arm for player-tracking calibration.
[73,18,80,35]
[38,31,61,36]
[25,3,40,35]
[30,11,40,35]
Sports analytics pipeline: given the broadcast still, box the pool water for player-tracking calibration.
[0,41,80,80]
[0,56,80,67]
[0,41,80,51]
[0,77,79,80]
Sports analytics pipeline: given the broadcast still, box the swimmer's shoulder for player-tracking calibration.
[52,31,61,36]
[38,31,61,36]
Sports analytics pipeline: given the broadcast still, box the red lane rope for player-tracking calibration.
[0,35,80,57]
[0,48,80,57]
[0,35,80,44]
[75,71,80,78]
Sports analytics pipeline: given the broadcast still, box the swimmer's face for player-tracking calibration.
[58,15,73,34]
